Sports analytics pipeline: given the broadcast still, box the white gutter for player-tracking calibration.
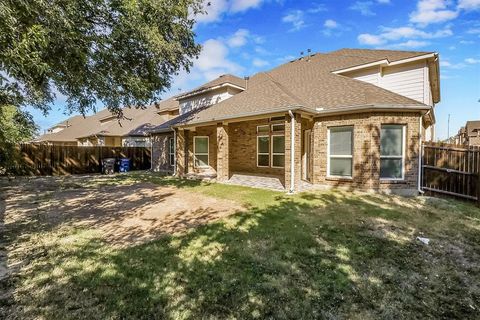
[288,110,295,194]
[418,115,424,194]
[150,135,153,171]
[173,129,177,176]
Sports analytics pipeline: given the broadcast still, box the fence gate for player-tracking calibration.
[421,142,479,201]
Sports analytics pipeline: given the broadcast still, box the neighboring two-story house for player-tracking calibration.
[150,48,440,195]
[455,121,480,146]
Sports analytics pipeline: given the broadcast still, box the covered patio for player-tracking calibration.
[175,111,313,192]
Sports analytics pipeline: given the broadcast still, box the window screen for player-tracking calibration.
[328,126,353,177]
[194,137,209,167]
[380,125,404,179]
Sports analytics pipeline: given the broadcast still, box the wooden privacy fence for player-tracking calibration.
[5,144,151,176]
[421,142,479,201]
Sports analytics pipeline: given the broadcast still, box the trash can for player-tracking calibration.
[102,158,116,174]
[119,158,130,173]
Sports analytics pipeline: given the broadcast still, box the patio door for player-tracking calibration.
[303,130,311,181]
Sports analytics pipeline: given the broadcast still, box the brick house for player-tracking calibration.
[150,49,440,194]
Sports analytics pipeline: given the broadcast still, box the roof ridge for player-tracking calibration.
[262,72,307,107]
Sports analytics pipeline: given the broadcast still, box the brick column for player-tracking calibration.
[216,123,229,181]
[285,112,302,192]
[176,129,186,176]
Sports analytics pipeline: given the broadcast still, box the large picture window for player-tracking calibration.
[380,125,405,180]
[328,126,353,178]
[257,136,270,167]
[169,138,175,167]
[194,136,209,168]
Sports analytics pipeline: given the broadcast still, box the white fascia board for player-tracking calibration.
[332,53,437,74]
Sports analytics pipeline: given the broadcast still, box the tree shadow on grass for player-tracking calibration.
[4,191,480,320]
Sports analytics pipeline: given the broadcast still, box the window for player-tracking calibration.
[169,138,175,167]
[380,125,405,180]
[271,123,285,132]
[272,135,285,167]
[328,126,353,178]
[257,136,270,167]
[194,136,209,167]
[257,125,269,134]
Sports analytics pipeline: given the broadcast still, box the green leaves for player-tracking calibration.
[0,0,203,116]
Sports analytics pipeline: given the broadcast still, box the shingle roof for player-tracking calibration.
[35,98,179,142]
[152,48,430,129]
[329,48,433,63]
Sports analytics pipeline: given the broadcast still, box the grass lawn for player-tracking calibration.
[1,172,479,319]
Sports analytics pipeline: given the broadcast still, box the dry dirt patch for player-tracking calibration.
[2,178,244,247]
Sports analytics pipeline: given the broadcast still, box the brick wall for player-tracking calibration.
[311,111,421,192]
[151,132,174,173]
[216,124,229,181]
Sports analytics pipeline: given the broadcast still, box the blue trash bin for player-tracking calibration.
[119,158,130,173]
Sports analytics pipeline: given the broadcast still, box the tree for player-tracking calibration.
[0,0,203,117]
[0,105,38,171]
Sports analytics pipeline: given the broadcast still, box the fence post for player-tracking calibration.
[477,148,480,207]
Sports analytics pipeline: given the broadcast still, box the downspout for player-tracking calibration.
[418,115,424,194]
[288,110,295,194]
[150,134,153,171]
[173,128,177,176]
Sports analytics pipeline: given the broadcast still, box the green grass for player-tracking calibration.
[1,172,480,319]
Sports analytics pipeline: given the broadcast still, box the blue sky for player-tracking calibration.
[30,0,480,140]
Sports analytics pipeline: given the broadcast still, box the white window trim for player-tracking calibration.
[380,125,406,181]
[271,134,285,168]
[257,125,269,134]
[327,126,354,179]
[257,135,270,168]
[193,136,209,168]
[169,137,175,167]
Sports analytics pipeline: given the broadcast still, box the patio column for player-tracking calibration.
[176,129,186,176]
[285,112,302,192]
[216,123,229,181]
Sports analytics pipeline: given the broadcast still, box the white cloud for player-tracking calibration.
[467,27,480,34]
[349,1,376,16]
[282,10,305,31]
[387,40,431,48]
[458,0,480,11]
[409,0,459,26]
[377,0,391,3]
[227,29,250,47]
[230,0,263,12]
[440,59,466,69]
[196,0,228,23]
[358,33,384,45]
[465,57,480,64]
[460,40,474,44]
[324,19,338,28]
[195,0,264,23]
[358,26,452,45]
[252,58,269,67]
[196,39,241,73]
[308,3,328,13]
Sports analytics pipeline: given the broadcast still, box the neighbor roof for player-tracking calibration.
[151,48,431,130]
[466,121,480,137]
[35,98,179,142]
